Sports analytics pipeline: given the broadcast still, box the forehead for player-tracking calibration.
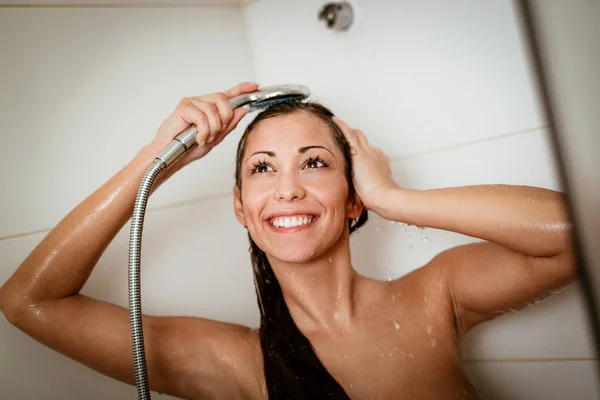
[245,111,337,152]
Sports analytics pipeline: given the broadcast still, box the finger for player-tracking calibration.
[353,129,371,149]
[332,116,360,152]
[223,82,259,99]
[211,108,248,147]
[189,100,221,142]
[183,141,212,163]
[214,92,234,128]
[197,92,234,128]
[180,104,210,145]
[225,107,248,134]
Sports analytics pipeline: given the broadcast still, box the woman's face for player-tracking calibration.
[234,111,361,263]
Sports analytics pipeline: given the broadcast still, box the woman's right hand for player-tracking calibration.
[149,81,259,169]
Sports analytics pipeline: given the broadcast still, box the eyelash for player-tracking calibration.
[251,156,330,174]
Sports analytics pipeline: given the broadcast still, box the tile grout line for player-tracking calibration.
[241,0,264,6]
[391,126,547,162]
[0,191,233,241]
[462,357,598,364]
[0,125,547,242]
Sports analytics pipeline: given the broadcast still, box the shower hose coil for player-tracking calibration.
[128,160,165,400]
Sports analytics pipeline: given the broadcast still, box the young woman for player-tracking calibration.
[0,82,576,400]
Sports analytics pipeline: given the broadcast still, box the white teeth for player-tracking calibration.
[270,215,315,228]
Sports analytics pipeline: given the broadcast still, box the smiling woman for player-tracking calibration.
[233,102,368,399]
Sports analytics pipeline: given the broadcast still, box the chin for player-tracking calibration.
[267,245,320,264]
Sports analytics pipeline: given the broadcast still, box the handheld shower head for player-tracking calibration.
[230,84,310,111]
[155,84,310,169]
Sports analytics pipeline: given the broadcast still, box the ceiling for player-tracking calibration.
[0,0,252,5]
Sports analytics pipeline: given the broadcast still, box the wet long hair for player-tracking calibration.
[234,102,369,399]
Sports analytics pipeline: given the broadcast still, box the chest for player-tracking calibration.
[307,305,476,399]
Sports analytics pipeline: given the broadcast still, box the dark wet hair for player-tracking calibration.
[234,102,368,399]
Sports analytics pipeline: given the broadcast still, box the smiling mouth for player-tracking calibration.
[267,215,319,231]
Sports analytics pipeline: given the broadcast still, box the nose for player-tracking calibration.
[273,169,306,201]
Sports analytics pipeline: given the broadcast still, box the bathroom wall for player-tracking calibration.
[0,5,258,399]
[243,0,599,399]
[0,1,597,399]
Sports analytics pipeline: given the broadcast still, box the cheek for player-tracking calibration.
[241,185,268,223]
[305,172,350,206]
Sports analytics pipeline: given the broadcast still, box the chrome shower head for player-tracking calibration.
[155,84,311,169]
[230,84,311,111]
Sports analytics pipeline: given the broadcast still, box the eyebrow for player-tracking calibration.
[245,145,334,162]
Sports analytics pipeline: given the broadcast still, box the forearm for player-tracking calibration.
[0,144,172,310]
[374,184,572,257]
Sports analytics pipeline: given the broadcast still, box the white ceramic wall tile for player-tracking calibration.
[0,7,256,238]
[245,0,543,158]
[461,283,595,360]
[394,128,562,191]
[350,130,595,360]
[463,360,600,400]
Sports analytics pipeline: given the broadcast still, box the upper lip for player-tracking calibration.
[265,210,320,221]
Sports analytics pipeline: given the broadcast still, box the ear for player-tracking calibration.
[346,193,364,220]
[232,186,247,227]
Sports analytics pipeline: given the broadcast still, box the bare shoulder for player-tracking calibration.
[385,256,460,329]
[388,257,453,300]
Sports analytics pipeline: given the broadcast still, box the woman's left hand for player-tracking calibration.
[333,116,401,211]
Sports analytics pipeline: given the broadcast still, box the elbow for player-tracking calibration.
[534,246,579,290]
[563,249,579,283]
[0,286,28,327]
[560,228,579,281]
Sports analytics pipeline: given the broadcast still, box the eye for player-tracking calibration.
[251,160,274,174]
[304,156,329,169]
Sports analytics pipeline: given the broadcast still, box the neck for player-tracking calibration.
[268,234,358,334]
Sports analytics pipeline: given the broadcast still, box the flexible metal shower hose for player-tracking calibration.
[128,159,166,400]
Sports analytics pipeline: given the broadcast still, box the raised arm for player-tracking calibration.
[0,82,264,400]
[375,185,576,335]
[332,117,577,337]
